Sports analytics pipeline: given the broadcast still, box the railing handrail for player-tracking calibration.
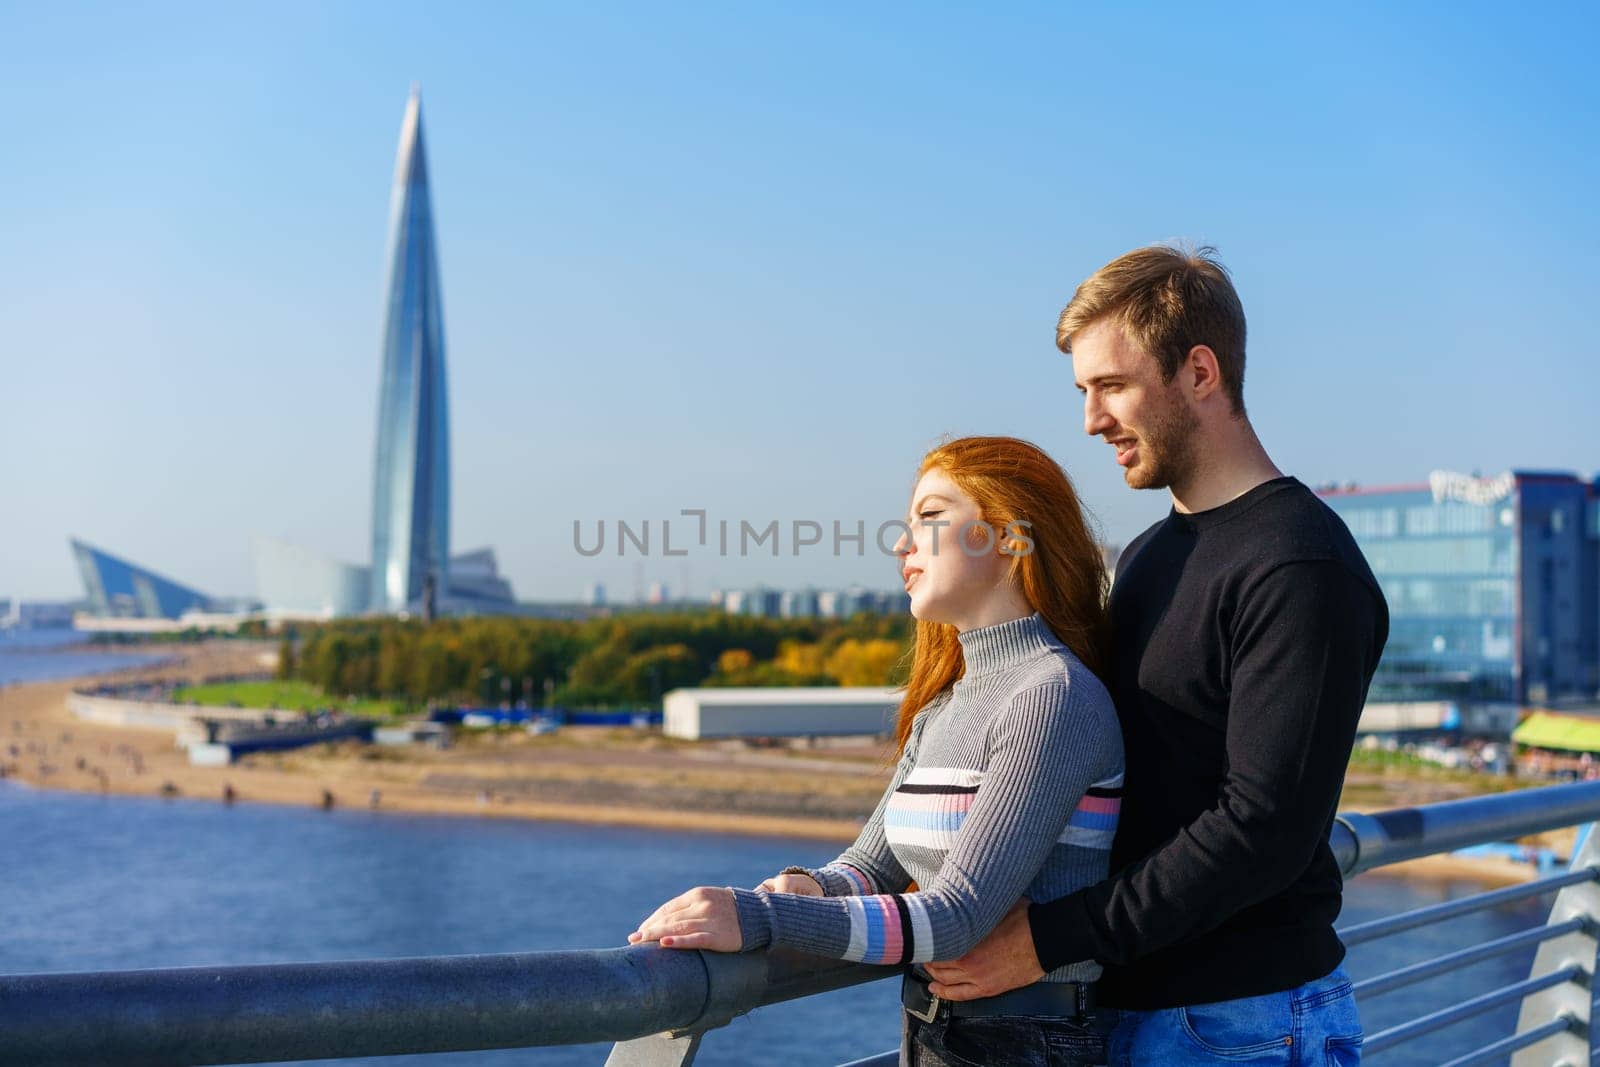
[7,781,1600,1066]
[1331,780,1600,876]
[0,945,899,1067]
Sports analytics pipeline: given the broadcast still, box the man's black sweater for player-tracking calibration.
[1028,477,1388,1009]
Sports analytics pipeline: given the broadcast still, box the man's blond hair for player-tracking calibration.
[1056,244,1248,415]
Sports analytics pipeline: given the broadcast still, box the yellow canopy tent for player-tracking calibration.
[1512,711,1600,754]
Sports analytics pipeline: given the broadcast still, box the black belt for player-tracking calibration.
[901,972,1095,1024]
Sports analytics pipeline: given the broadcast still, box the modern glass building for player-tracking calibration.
[1319,471,1600,707]
[370,87,451,614]
[252,537,371,619]
[70,539,213,620]
[251,536,512,619]
[445,548,515,608]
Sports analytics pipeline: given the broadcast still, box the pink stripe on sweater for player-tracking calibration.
[874,895,903,963]
[1076,795,1122,815]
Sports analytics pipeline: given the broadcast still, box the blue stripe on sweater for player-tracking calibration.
[1067,810,1120,831]
[861,893,886,960]
[884,809,969,832]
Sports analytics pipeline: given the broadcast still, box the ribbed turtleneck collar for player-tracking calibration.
[957,612,1056,677]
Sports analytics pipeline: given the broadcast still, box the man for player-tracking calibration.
[923,244,1388,1063]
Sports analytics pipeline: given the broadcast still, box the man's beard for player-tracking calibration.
[1125,395,1200,491]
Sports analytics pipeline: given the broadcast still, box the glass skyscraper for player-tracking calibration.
[1320,471,1600,707]
[370,87,451,614]
[252,89,512,619]
[77,90,511,623]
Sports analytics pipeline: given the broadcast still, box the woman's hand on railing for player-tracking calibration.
[757,872,823,896]
[628,886,743,952]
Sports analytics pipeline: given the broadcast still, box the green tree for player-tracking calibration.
[275,636,296,681]
[616,643,707,704]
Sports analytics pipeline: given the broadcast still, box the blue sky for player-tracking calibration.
[3,2,1597,603]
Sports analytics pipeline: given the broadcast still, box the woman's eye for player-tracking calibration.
[918,510,944,520]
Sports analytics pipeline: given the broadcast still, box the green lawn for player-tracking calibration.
[169,680,408,720]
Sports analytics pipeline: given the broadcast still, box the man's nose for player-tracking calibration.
[1084,395,1114,437]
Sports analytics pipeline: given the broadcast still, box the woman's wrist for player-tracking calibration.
[791,865,852,896]
[808,863,873,896]
[730,886,775,951]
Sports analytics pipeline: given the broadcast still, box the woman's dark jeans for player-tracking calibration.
[901,1008,1110,1066]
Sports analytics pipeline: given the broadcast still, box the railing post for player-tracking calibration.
[604,1032,703,1067]
[1512,821,1600,1066]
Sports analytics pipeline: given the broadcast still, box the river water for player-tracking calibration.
[0,629,170,686]
[0,783,1550,1065]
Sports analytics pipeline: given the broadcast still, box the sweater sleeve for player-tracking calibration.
[1027,560,1383,971]
[732,679,1118,963]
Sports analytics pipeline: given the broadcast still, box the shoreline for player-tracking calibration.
[0,642,1555,878]
[0,643,874,843]
[0,773,862,843]
[0,646,183,689]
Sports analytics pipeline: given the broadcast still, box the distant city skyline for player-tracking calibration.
[3,4,1596,602]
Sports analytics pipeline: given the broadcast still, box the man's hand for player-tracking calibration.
[627,886,742,952]
[923,899,1045,1001]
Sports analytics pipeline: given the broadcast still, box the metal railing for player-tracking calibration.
[5,781,1600,1066]
[1331,784,1600,1066]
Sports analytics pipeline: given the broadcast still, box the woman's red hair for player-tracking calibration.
[894,436,1111,753]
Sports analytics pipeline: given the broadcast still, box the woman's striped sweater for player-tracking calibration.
[730,612,1124,983]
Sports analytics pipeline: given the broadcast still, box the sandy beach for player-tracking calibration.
[0,640,886,841]
[0,641,1565,883]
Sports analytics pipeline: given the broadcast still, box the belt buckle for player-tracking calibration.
[906,991,942,1023]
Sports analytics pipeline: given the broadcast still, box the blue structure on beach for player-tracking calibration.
[370,86,452,615]
[69,539,213,620]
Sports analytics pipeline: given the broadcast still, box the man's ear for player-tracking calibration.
[1186,344,1223,403]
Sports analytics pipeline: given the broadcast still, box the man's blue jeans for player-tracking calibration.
[1107,965,1361,1065]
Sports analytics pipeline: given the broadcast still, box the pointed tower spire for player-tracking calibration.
[370,88,451,614]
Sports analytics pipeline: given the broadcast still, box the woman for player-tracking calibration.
[629,436,1123,1066]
